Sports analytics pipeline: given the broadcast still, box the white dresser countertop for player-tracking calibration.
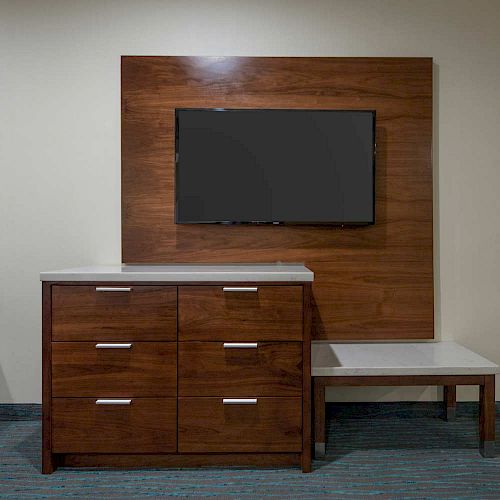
[311,341,499,376]
[40,264,314,282]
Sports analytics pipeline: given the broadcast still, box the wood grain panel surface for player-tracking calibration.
[178,286,303,341]
[178,341,302,397]
[52,342,177,397]
[60,453,301,468]
[52,398,177,453]
[122,56,433,340]
[178,397,302,452]
[52,285,177,341]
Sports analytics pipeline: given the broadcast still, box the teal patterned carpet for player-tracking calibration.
[0,403,499,499]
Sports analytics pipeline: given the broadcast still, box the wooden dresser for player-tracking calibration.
[41,264,313,473]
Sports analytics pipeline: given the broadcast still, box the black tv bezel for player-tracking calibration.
[174,108,376,226]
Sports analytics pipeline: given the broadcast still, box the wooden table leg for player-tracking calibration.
[443,385,456,421]
[42,282,55,474]
[314,378,325,458]
[479,375,496,458]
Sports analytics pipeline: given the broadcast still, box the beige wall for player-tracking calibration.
[1,0,499,403]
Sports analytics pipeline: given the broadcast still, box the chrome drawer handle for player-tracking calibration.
[95,399,132,405]
[222,287,258,292]
[95,343,132,349]
[223,398,257,405]
[223,343,258,349]
[95,287,132,292]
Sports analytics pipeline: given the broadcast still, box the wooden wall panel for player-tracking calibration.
[121,56,433,340]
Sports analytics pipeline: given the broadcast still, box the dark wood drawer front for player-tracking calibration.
[52,398,176,453]
[178,342,302,397]
[178,286,303,341]
[52,285,177,341]
[52,342,177,397]
[178,397,302,453]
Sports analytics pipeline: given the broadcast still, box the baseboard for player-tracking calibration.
[1,402,498,421]
[0,403,41,420]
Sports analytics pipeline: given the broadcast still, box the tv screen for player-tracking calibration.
[175,109,375,224]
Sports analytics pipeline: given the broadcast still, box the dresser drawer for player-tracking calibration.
[178,342,302,397]
[178,286,303,341]
[52,398,176,453]
[51,285,177,341]
[52,342,177,397]
[178,397,302,453]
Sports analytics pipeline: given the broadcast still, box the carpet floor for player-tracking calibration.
[0,403,499,499]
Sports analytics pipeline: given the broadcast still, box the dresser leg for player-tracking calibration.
[301,452,311,473]
[479,375,496,458]
[42,451,56,474]
[42,282,55,474]
[314,378,326,459]
[301,380,312,473]
[443,385,456,421]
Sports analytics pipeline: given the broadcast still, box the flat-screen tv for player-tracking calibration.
[175,108,375,225]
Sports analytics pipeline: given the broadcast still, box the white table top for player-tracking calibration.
[311,341,498,376]
[40,264,314,282]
